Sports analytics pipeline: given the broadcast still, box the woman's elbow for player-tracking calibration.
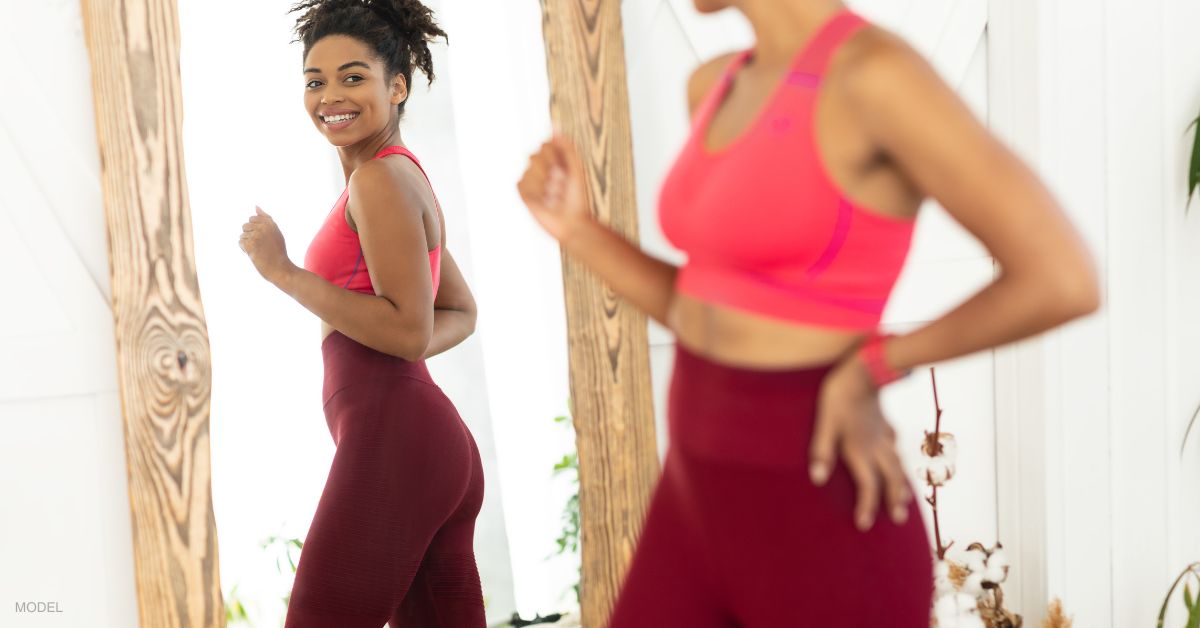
[464,305,479,337]
[394,317,433,362]
[1052,259,1102,320]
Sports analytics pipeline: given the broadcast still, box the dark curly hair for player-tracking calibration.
[290,0,448,119]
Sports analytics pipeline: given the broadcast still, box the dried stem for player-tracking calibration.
[927,367,950,560]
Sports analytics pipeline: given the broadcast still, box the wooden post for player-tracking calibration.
[80,0,221,626]
[539,1,661,625]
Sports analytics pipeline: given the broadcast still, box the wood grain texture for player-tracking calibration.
[539,1,661,625]
[80,0,221,626]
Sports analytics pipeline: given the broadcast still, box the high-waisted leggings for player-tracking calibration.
[609,343,934,627]
[284,330,486,628]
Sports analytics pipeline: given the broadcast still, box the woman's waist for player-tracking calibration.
[667,289,867,370]
[321,329,436,383]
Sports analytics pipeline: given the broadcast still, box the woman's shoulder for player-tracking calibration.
[346,154,432,220]
[687,50,743,117]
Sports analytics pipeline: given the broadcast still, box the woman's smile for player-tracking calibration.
[320,110,360,131]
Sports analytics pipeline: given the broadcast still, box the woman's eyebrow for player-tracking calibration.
[304,60,371,74]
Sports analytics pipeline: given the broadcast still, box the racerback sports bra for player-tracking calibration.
[658,9,916,330]
[304,145,442,298]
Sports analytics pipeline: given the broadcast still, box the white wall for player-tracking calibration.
[0,0,140,626]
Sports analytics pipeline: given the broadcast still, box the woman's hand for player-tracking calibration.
[239,206,295,285]
[516,133,597,244]
[810,351,912,531]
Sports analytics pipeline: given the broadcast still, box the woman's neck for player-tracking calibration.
[738,0,846,68]
[337,125,405,182]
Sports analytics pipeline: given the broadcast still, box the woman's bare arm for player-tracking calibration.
[842,31,1101,370]
[277,159,436,360]
[421,247,477,359]
[515,53,741,328]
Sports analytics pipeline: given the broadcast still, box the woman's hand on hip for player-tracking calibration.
[810,352,911,532]
[240,206,295,286]
[517,133,597,245]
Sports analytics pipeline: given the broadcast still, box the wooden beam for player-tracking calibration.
[80,0,221,626]
[538,1,661,625]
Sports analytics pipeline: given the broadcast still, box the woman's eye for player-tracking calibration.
[306,80,322,89]
[345,75,363,83]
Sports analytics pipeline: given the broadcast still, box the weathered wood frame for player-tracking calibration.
[539,0,661,625]
[81,0,222,626]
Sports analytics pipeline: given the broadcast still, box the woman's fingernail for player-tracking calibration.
[893,505,908,523]
[856,513,871,531]
[809,463,828,485]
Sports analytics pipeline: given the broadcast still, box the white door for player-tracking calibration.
[622,0,999,551]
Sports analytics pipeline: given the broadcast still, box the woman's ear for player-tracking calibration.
[391,74,409,106]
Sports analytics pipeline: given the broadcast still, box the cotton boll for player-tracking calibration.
[958,615,986,628]
[933,593,962,624]
[983,559,1008,584]
[921,462,951,487]
[934,561,956,595]
[963,548,987,573]
[962,572,985,597]
[934,592,983,627]
[987,548,1009,571]
[938,434,958,463]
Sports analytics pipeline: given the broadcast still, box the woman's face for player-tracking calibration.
[303,34,407,147]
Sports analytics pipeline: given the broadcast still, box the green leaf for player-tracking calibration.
[1187,582,1196,610]
[1189,113,1200,213]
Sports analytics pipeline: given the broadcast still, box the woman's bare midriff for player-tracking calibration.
[666,290,865,370]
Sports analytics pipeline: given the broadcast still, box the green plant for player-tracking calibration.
[261,531,304,609]
[551,412,581,604]
[224,583,251,625]
[1157,563,1200,628]
[1189,109,1200,212]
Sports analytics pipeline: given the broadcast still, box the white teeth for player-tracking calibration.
[324,113,357,123]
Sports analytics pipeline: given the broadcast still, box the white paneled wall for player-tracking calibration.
[990,0,1200,626]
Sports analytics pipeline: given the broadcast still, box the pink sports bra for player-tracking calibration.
[658,9,916,330]
[304,145,442,298]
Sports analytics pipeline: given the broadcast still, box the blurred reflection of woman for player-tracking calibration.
[518,0,1099,625]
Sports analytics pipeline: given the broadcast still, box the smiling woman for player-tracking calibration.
[234,1,487,627]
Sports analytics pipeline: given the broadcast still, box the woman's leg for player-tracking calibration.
[687,454,933,627]
[389,434,486,628]
[285,379,478,628]
[607,453,736,628]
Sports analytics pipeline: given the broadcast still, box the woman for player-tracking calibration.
[237,1,484,626]
[518,0,1099,625]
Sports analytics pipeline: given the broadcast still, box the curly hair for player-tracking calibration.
[290,0,448,118]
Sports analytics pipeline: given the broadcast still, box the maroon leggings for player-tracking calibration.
[609,343,934,627]
[284,330,486,628]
